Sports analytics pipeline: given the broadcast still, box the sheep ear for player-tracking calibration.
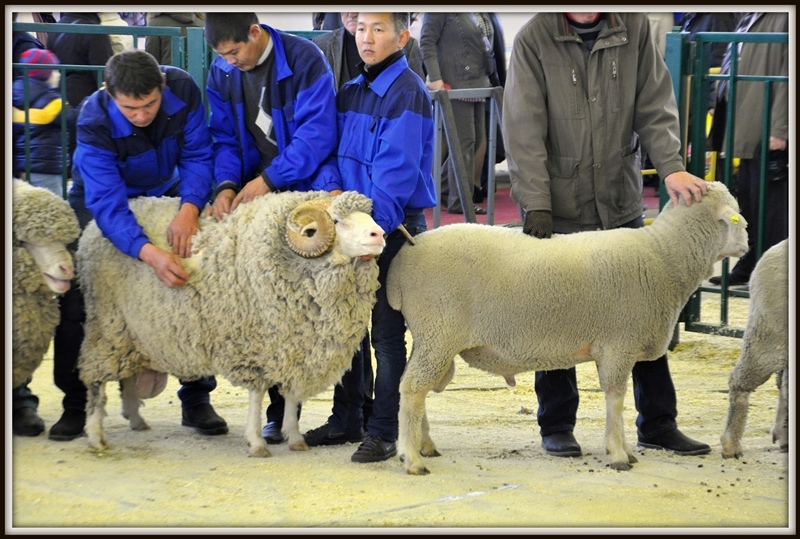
[717,205,747,228]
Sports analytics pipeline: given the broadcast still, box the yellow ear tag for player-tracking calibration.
[730,215,739,225]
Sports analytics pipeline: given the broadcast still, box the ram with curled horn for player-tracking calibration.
[76,190,386,458]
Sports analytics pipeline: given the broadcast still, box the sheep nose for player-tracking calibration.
[60,264,74,280]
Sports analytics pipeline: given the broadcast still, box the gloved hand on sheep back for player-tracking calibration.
[523,210,553,239]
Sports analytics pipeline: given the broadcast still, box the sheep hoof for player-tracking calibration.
[248,445,272,458]
[88,438,109,452]
[130,420,151,432]
[628,454,638,464]
[289,441,309,452]
[721,450,742,459]
[406,465,431,476]
[609,461,632,471]
[421,448,441,458]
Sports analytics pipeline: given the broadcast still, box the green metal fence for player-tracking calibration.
[12,22,326,198]
[664,30,788,339]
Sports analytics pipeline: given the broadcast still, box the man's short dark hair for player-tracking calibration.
[204,13,259,48]
[104,49,163,98]
[390,13,410,33]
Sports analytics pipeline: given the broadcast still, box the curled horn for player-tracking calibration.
[285,199,336,258]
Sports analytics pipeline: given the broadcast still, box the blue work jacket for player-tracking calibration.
[206,24,339,193]
[72,66,213,259]
[336,55,437,234]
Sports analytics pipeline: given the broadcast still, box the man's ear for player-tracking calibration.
[398,28,410,50]
[249,23,261,41]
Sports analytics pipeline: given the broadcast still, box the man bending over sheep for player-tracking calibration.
[50,49,228,441]
[203,13,343,445]
[302,12,438,462]
[503,12,712,458]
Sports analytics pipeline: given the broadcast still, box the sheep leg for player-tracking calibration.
[771,369,788,452]
[245,388,270,458]
[283,396,309,451]
[602,381,636,471]
[85,382,109,451]
[721,353,777,458]
[119,376,150,431]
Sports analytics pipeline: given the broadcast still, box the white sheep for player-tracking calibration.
[76,190,385,458]
[386,181,749,474]
[12,178,80,389]
[720,239,789,458]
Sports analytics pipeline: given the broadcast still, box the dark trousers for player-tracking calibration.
[729,147,789,279]
[535,214,679,438]
[53,182,218,413]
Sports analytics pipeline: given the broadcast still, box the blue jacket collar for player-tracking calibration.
[346,54,409,98]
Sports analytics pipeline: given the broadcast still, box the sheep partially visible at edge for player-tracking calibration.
[721,239,789,458]
[12,178,80,389]
[386,181,749,475]
[76,190,385,458]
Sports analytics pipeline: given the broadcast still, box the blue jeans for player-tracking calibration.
[535,215,679,439]
[54,181,218,412]
[361,213,428,442]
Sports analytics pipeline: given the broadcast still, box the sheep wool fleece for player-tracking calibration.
[76,190,380,403]
[12,179,80,388]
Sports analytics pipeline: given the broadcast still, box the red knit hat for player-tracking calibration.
[20,48,60,81]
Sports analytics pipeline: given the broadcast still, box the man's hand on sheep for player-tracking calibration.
[522,210,553,239]
[167,203,201,258]
[138,243,190,288]
[663,171,708,207]
[232,175,271,212]
[207,189,236,222]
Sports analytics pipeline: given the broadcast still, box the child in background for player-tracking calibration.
[13,49,76,197]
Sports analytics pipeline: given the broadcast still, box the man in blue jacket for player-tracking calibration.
[49,49,228,441]
[203,13,340,444]
[303,12,437,462]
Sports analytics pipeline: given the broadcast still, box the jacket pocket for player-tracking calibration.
[614,141,643,211]
[546,154,581,220]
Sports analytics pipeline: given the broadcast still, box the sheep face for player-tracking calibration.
[286,198,385,261]
[333,211,386,259]
[714,196,749,261]
[21,242,74,294]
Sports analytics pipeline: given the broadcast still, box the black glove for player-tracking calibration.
[522,210,552,239]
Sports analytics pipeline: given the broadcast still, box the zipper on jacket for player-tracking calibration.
[571,68,577,86]
[612,61,617,79]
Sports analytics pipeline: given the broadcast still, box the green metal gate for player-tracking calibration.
[664,29,788,339]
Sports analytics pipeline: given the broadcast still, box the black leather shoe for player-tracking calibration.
[638,428,711,456]
[709,273,749,286]
[181,402,229,435]
[261,421,284,445]
[49,408,86,441]
[351,434,397,463]
[541,431,582,457]
[449,205,487,215]
[304,422,364,447]
[13,407,45,437]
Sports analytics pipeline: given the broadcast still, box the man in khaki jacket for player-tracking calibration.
[503,12,710,458]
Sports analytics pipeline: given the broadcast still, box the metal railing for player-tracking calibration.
[665,30,788,339]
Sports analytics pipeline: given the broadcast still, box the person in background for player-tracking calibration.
[312,12,343,31]
[12,48,76,196]
[202,13,341,445]
[48,49,229,441]
[145,13,206,66]
[420,13,497,216]
[98,12,134,54]
[308,11,436,462]
[475,12,506,204]
[708,12,788,287]
[503,12,712,459]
